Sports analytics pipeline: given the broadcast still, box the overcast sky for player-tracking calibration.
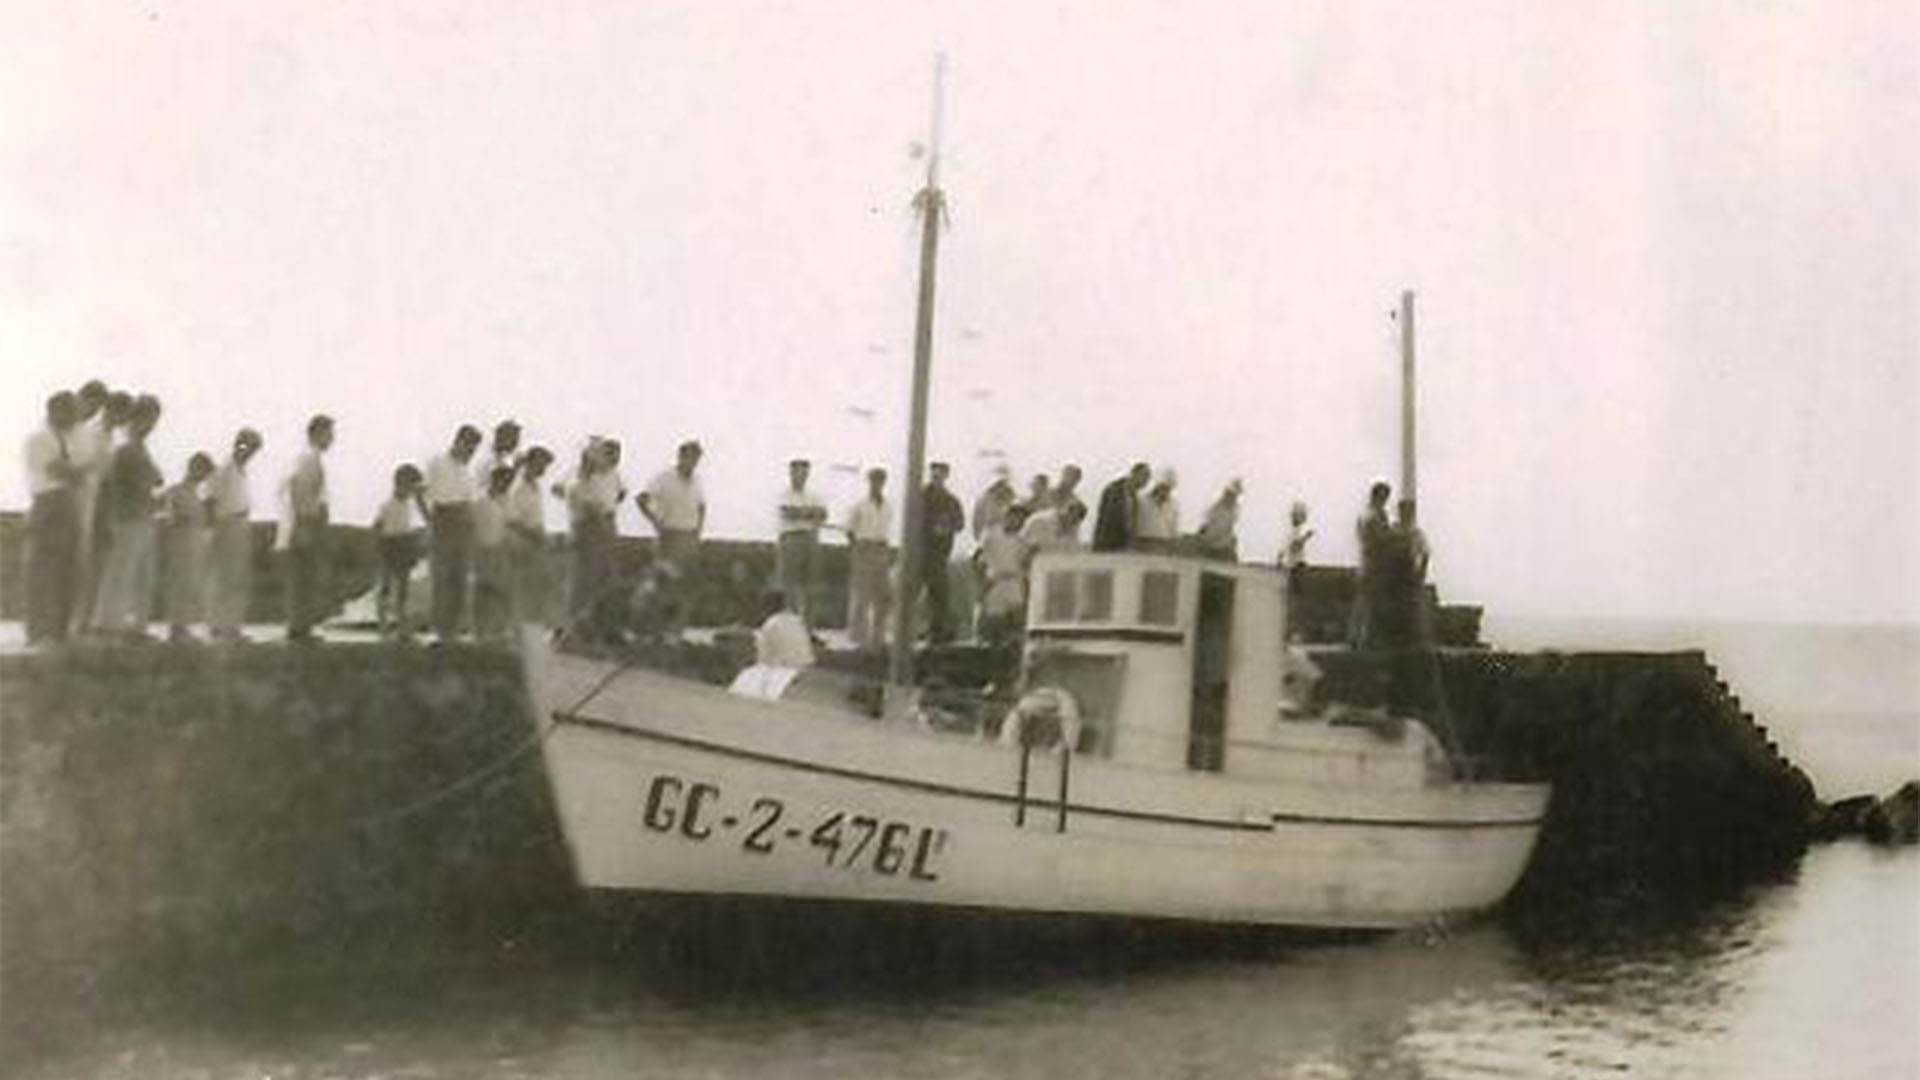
[3,0,1914,625]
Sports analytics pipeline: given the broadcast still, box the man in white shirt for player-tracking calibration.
[1281,500,1315,571]
[1018,500,1087,556]
[564,437,626,642]
[207,428,263,641]
[66,380,112,634]
[22,392,83,645]
[283,414,334,643]
[425,424,483,641]
[843,467,893,649]
[471,465,515,642]
[1134,469,1181,551]
[1196,478,1242,560]
[639,439,706,574]
[774,458,827,623]
[976,505,1029,646]
[1053,464,1087,542]
[971,466,1017,542]
[479,419,522,485]
[508,445,554,625]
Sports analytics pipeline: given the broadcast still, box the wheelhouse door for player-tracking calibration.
[1188,571,1235,771]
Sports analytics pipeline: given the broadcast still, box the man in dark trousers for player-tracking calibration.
[917,461,967,643]
[424,424,484,642]
[284,414,335,643]
[22,391,83,645]
[1092,462,1151,552]
[1350,480,1394,648]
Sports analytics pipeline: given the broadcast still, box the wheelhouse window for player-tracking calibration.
[1042,570,1077,622]
[1139,571,1180,626]
[1079,570,1114,621]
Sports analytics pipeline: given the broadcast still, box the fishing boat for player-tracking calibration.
[518,60,1549,931]
[521,551,1549,930]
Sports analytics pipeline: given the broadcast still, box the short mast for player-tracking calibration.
[1399,289,1417,509]
[888,55,946,688]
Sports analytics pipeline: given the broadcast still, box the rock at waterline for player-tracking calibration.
[1814,782,1919,845]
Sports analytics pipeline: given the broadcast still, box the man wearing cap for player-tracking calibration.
[22,392,83,645]
[282,414,333,643]
[639,439,706,574]
[425,424,483,641]
[774,458,827,624]
[207,428,263,642]
[843,467,893,649]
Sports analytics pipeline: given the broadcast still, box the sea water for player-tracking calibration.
[10,621,1917,1080]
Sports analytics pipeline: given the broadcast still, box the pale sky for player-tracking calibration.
[3,0,1915,624]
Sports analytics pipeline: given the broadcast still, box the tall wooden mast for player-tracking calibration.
[888,55,946,687]
[1399,289,1417,509]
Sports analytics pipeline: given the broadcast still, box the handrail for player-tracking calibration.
[1013,742,1030,826]
[1056,748,1072,833]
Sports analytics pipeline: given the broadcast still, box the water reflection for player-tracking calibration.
[13,847,1916,1080]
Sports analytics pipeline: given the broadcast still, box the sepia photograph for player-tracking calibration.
[2,2,1915,1077]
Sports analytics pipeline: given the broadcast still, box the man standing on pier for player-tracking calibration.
[917,461,967,644]
[92,395,165,641]
[1093,463,1150,552]
[774,458,827,625]
[207,428,262,642]
[508,445,554,625]
[482,420,522,483]
[1196,478,1243,560]
[971,466,1017,542]
[1053,464,1087,543]
[22,391,83,645]
[1350,480,1393,648]
[425,424,483,642]
[564,437,626,643]
[282,414,333,644]
[1134,469,1181,552]
[843,467,893,650]
[66,380,112,636]
[639,439,706,575]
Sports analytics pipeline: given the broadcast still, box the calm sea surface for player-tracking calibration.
[14,620,1920,1080]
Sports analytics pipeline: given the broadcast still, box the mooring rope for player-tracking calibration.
[349,637,636,832]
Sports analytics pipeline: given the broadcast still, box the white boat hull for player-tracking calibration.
[526,647,1550,931]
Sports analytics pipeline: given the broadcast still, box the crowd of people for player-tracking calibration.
[20,378,1428,652]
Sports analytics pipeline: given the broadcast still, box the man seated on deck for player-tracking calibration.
[1278,631,1324,720]
[729,590,819,701]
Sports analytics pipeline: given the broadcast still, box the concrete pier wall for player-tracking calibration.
[1317,648,1818,904]
[0,645,574,1032]
[1,639,1819,1034]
